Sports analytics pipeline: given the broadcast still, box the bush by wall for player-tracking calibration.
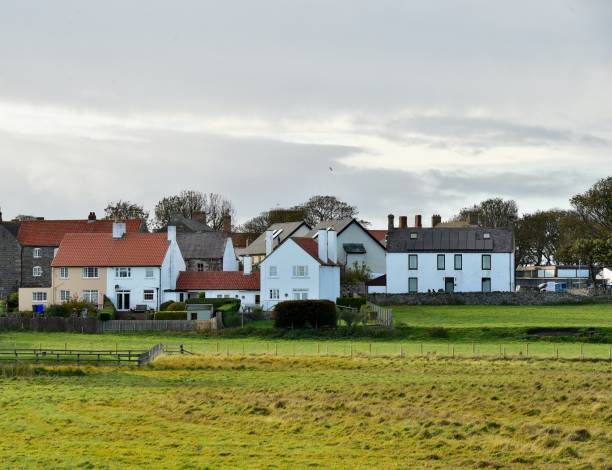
[44,304,71,317]
[186,298,241,311]
[336,297,367,309]
[273,300,337,329]
[166,302,186,311]
[154,311,188,320]
[99,295,116,320]
[159,300,174,311]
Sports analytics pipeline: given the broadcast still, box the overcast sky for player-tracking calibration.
[1,1,611,228]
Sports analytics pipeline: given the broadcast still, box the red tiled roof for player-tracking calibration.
[17,219,143,246]
[369,230,388,244]
[291,237,339,266]
[51,232,169,267]
[366,274,386,286]
[176,271,260,291]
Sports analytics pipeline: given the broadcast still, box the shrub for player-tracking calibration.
[218,301,241,314]
[155,311,187,320]
[159,300,174,311]
[44,304,71,317]
[222,312,242,328]
[273,300,337,329]
[338,307,366,327]
[64,299,97,315]
[7,292,18,312]
[186,298,240,310]
[336,297,367,309]
[98,312,112,322]
[166,302,186,311]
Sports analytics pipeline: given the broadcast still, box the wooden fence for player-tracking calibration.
[100,320,198,333]
[0,316,99,333]
[367,302,393,328]
[0,343,165,366]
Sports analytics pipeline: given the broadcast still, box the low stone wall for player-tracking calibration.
[369,290,612,306]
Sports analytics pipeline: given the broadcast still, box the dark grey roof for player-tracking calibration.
[0,222,20,238]
[176,232,227,259]
[237,221,309,256]
[343,243,366,254]
[159,215,213,233]
[386,227,514,253]
[306,218,354,236]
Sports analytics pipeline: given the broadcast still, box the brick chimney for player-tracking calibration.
[223,212,231,234]
[387,214,395,231]
[415,214,422,228]
[87,211,97,223]
[431,214,442,227]
[191,211,206,224]
[399,216,408,229]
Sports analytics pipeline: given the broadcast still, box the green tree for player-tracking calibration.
[104,200,149,222]
[301,195,359,226]
[455,198,518,228]
[515,210,566,266]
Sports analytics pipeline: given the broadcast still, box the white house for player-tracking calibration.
[236,221,311,265]
[306,219,387,276]
[173,258,261,309]
[50,223,185,312]
[259,229,341,310]
[384,215,515,293]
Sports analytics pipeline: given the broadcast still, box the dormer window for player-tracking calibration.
[483,233,491,239]
[410,232,418,239]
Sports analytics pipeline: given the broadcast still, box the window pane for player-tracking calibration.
[454,255,462,270]
[409,255,418,270]
[482,255,491,270]
[482,278,491,292]
[437,254,445,270]
[408,277,418,293]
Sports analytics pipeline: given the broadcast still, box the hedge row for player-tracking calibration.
[273,300,337,329]
[154,311,188,320]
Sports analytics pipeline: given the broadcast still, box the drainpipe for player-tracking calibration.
[158,267,162,310]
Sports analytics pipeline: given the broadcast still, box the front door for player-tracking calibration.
[444,278,454,293]
[116,291,131,311]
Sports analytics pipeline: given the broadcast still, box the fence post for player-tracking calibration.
[350,344,353,358]
[275,344,278,356]
[526,343,529,358]
[400,345,404,358]
[420,343,423,357]
[580,343,584,360]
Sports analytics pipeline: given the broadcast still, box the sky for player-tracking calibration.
[1,0,611,228]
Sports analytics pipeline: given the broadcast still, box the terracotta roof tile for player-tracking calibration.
[176,271,260,291]
[51,232,169,267]
[18,219,143,246]
[368,230,388,244]
[291,237,339,266]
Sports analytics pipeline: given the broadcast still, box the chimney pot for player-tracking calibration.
[431,214,442,227]
[415,214,422,228]
[387,214,395,231]
[191,211,206,224]
[87,211,97,223]
[399,216,408,229]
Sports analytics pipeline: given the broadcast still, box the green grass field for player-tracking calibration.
[392,303,612,327]
[1,356,610,469]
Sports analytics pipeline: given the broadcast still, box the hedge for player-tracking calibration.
[154,311,188,320]
[159,300,174,311]
[336,297,367,309]
[273,300,337,329]
[166,302,186,311]
[186,298,241,311]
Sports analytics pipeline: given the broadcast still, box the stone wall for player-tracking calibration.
[21,246,55,288]
[0,225,21,298]
[369,290,612,306]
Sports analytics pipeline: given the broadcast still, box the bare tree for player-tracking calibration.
[153,190,235,230]
[455,198,518,228]
[104,200,149,222]
[301,195,359,226]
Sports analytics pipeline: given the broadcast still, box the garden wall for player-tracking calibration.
[369,290,612,306]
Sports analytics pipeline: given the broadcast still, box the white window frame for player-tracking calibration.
[82,290,99,304]
[197,262,205,272]
[60,290,71,302]
[482,277,492,293]
[115,267,131,278]
[59,267,69,279]
[269,289,280,300]
[292,265,309,278]
[33,248,42,258]
[268,266,278,278]
[32,266,42,277]
[408,277,418,294]
[83,267,99,279]
[32,291,47,302]
[292,289,309,300]
[482,254,491,271]
[143,289,155,301]
[145,268,155,279]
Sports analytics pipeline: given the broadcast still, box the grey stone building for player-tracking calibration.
[0,220,21,298]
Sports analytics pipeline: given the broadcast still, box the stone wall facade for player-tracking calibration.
[369,290,612,306]
[0,225,21,298]
[21,246,55,288]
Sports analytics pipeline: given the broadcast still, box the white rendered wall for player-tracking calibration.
[319,266,341,302]
[223,239,239,271]
[386,252,514,293]
[106,267,162,310]
[337,222,386,276]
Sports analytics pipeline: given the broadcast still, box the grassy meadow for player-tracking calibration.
[1,355,610,469]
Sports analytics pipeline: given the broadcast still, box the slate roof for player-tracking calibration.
[0,222,21,238]
[366,274,386,286]
[386,228,514,253]
[306,218,354,236]
[237,222,309,256]
[176,232,228,259]
[18,219,143,246]
[176,271,260,291]
[51,233,169,267]
[343,243,366,254]
[158,215,214,233]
